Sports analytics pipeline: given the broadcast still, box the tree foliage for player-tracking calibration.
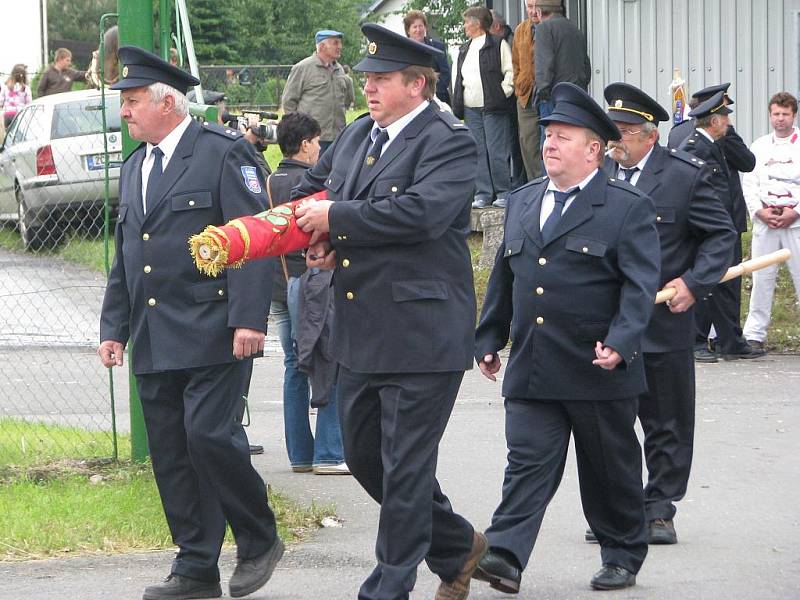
[187,0,243,64]
[47,0,116,45]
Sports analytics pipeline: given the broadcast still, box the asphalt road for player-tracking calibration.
[2,352,799,600]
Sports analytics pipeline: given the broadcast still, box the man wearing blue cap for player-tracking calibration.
[603,83,736,546]
[98,46,283,600]
[474,82,660,592]
[281,29,354,154]
[293,22,485,600]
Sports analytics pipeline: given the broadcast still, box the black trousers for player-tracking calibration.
[337,367,474,600]
[696,235,744,352]
[137,360,278,582]
[639,350,695,520]
[485,397,648,575]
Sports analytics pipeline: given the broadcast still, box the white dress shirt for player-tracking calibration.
[141,115,193,213]
[369,100,430,156]
[616,146,655,187]
[539,168,599,230]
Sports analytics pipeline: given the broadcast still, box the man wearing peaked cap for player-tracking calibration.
[291,22,484,600]
[281,28,353,153]
[100,46,283,600]
[679,92,763,363]
[473,81,660,592]
[603,82,736,546]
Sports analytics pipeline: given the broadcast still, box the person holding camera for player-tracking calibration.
[267,112,348,475]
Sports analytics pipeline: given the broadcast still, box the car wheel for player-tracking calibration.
[16,185,52,251]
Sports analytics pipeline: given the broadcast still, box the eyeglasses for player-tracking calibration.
[618,128,643,137]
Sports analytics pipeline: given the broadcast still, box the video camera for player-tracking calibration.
[221,110,280,148]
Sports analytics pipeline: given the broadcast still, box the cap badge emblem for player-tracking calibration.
[368,42,378,55]
[122,66,129,78]
[614,99,623,108]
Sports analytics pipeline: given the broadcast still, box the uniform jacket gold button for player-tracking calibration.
[536,287,544,295]
[538,257,547,266]
[536,316,544,325]
[342,259,350,267]
[143,265,151,273]
[218,289,224,296]
[142,233,150,241]
[582,246,588,253]
[148,298,156,306]
[346,291,354,300]
[656,216,662,222]
[188,200,195,206]
[391,186,398,192]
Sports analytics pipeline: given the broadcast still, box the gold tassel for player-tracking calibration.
[188,226,230,277]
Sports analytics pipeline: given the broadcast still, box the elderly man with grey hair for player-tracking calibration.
[99,46,282,600]
[281,29,355,154]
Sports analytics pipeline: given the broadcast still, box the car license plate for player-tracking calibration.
[87,152,122,170]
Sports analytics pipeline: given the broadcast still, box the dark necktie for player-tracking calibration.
[618,166,639,183]
[145,146,163,212]
[541,189,575,243]
[364,128,389,168]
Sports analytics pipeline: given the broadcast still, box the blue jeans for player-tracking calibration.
[270,280,344,467]
[463,107,512,202]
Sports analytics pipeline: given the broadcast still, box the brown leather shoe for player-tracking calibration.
[435,532,488,600]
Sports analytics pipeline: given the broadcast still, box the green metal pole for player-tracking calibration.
[159,0,171,61]
[118,0,154,462]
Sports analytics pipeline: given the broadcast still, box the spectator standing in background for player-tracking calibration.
[453,5,515,209]
[511,0,542,180]
[533,1,591,141]
[38,48,88,97]
[1,64,32,127]
[404,10,452,106]
[281,29,354,155]
[491,9,526,189]
[742,92,800,350]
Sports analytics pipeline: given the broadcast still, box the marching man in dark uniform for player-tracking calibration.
[292,24,485,600]
[603,83,736,544]
[679,92,765,360]
[472,82,660,593]
[97,47,282,600]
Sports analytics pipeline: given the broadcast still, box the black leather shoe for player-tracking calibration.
[648,518,678,544]
[473,549,521,594]
[590,565,636,590]
[694,347,719,363]
[585,528,598,543]
[722,344,767,360]
[229,538,284,598]
[142,574,221,600]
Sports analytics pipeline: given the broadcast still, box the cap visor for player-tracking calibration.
[540,113,619,141]
[110,77,155,91]
[353,56,410,73]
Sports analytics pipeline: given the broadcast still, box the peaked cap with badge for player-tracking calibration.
[688,90,732,119]
[539,82,621,142]
[692,82,734,105]
[354,23,444,73]
[111,46,200,94]
[604,82,670,124]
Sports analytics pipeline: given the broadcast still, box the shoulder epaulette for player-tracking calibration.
[435,109,470,131]
[667,147,705,167]
[203,121,242,140]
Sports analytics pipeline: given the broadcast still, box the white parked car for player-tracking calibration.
[0,89,122,250]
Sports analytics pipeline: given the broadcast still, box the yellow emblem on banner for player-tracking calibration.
[368,42,378,55]
[122,66,129,78]
[366,156,376,166]
[614,99,623,108]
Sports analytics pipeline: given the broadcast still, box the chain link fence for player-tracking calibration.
[0,88,121,467]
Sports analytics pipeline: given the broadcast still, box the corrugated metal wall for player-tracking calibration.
[585,0,800,144]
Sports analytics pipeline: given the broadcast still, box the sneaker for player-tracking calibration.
[291,464,312,473]
[491,198,507,208]
[472,197,491,209]
[312,462,351,475]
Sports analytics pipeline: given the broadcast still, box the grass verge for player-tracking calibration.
[0,420,334,561]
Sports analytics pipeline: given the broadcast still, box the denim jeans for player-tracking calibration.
[463,106,512,202]
[270,278,344,467]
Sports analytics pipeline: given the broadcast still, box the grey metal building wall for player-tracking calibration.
[585,0,800,144]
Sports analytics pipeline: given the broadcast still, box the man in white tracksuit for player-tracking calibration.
[742,91,800,348]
